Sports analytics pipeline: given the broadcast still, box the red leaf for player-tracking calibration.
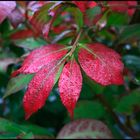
[52,25,67,34]
[73,1,97,13]
[12,44,67,77]
[78,43,124,86]
[107,1,137,16]
[127,1,137,16]
[0,1,16,23]
[30,10,44,35]
[10,29,34,40]
[30,2,63,39]
[73,1,87,13]
[29,3,54,38]
[88,1,97,9]
[23,62,58,119]
[58,60,82,118]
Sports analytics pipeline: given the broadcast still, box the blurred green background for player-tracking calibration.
[0,1,140,139]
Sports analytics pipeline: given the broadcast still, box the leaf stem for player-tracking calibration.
[69,29,84,56]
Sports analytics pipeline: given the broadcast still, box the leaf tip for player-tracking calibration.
[69,109,74,120]
[11,70,20,77]
[25,113,31,120]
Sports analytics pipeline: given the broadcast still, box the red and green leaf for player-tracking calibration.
[107,1,137,16]
[29,2,62,38]
[73,1,97,13]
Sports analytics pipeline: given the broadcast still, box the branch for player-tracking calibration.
[125,116,137,133]
[96,94,140,138]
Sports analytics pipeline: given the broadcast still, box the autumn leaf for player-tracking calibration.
[107,1,137,16]
[52,25,67,34]
[12,44,67,77]
[29,2,59,38]
[78,43,124,86]
[72,1,97,13]
[0,1,16,23]
[10,43,68,119]
[23,63,59,119]
[58,60,82,118]
[10,29,34,40]
[11,42,124,119]
[57,119,113,139]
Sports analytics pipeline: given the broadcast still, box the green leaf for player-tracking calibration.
[107,12,128,27]
[103,85,124,108]
[82,72,105,95]
[33,3,54,24]
[0,133,18,139]
[54,63,64,84]
[115,89,140,115]
[80,82,95,99]
[119,24,140,43]
[123,55,140,71]
[20,124,54,137]
[65,7,83,29]
[86,6,101,20]
[14,37,47,50]
[0,117,54,138]
[20,132,34,139]
[0,117,24,134]
[3,74,34,99]
[74,101,106,119]
[97,29,115,41]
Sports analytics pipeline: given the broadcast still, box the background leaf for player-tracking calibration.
[65,7,83,30]
[4,74,34,98]
[86,6,101,20]
[0,117,54,138]
[115,89,140,115]
[74,101,106,119]
[119,24,140,43]
[107,12,129,27]
[123,55,140,71]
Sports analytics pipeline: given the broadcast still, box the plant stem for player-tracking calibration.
[96,94,139,138]
[69,29,83,56]
[125,116,136,132]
